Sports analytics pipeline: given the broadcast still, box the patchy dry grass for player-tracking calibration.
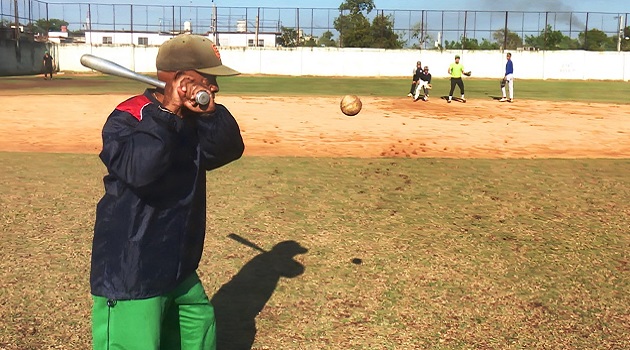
[0,153,628,349]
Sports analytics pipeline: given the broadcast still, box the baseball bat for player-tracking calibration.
[79,54,210,105]
[227,233,267,253]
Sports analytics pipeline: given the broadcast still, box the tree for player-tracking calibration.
[334,0,401,49]
[302,37,317,47]
[410,33,433,49]
[277,26,298,47]
[443,36,499,50]
[578,28,615,51]
[339,0,375,13]
[410,21,430,49]
[492,29,523,50]
[525,25,578,50]
[479,38,500,50]
[369,12,403,49]
[334,1,372,48]
[556,35,581,50]
[26,18,69,34]
[0,19,13,28]
[318,30,337,47]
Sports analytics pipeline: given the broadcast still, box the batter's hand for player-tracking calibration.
[162,71,217,116]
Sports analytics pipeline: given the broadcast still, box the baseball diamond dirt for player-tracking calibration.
[0,94,629,158]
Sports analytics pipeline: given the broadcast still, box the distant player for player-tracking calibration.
[43,51,55,80]
[408,61,422,97]
[414,66,432,101]
[447,55,470,103]
[500,52,514,103]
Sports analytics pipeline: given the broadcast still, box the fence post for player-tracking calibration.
[256,8,260,47]
[503,11,508,51]
[463,10,467,49]
[87,4,91,46]
[339,9,343,48]
[544,12,548,50]
[421,10,425,49]
[13,0,19,40]
[130,4,133,40]
[584,12,589,50]
[296,8,300,46]
[441,11,444,48]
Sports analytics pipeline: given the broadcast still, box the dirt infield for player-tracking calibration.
[1,94,629,158]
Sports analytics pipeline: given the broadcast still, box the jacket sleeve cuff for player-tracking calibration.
[141,103,183,133]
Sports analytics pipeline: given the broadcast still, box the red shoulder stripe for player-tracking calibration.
[115,95,152,121]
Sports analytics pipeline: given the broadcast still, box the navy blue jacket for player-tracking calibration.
[419,71,432,84]
[90,89,244,300]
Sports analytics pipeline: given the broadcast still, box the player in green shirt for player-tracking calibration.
[447,55,471,103]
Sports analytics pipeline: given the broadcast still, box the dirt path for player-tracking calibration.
[1,94,629,158]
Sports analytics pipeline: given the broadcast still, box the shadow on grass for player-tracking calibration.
[211,238,308,350]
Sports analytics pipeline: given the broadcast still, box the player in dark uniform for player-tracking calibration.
[408,61,422,97]
[414,66,432,101]
[43,51,55,80]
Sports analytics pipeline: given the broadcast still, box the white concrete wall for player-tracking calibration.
[58,44,630,81]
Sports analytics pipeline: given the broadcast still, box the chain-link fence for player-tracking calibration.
[1,0,628,50]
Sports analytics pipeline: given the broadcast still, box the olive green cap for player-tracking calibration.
[156,34,239,76]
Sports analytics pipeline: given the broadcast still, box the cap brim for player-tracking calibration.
[197,65,240,76]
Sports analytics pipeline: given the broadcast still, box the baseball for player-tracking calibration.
[340,95,362,116]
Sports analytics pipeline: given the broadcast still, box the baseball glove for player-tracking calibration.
[500,79,506,88]
[463,71,472,77]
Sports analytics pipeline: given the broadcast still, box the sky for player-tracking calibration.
[42,0,629,14]
[25,0,624,46]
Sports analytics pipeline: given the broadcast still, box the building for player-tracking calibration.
[81,19,278,47]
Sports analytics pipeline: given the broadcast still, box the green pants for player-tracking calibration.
[92,272,216,350]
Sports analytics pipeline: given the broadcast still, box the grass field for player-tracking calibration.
[1,155,628,349]
[1,74,630,103]
[0,76,629,349]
